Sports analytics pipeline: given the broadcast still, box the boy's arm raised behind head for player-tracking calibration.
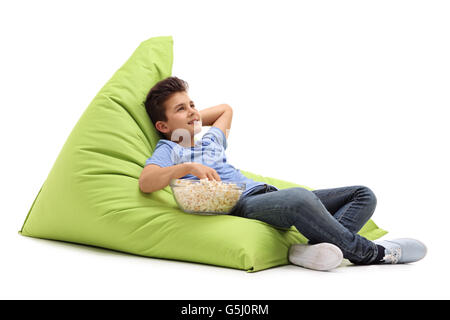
[200,104,233,139]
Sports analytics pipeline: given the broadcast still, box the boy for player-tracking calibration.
[139,76,427,271]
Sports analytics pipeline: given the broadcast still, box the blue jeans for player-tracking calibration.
[229,184,379,264]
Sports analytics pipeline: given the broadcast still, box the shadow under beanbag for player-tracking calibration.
[19,35,387,272]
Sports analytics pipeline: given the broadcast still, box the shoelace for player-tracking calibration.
[382,247,402,264]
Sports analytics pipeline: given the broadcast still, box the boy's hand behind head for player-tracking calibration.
[186,162,221,181]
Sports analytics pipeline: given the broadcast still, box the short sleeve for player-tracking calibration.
[202,126,227,150]
[145,143,176,168]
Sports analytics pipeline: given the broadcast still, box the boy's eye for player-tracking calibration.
[177,104,195,111]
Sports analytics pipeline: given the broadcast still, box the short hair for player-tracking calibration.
[144,76,189,139]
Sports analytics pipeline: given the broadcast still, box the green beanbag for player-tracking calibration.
[19,35,387,272]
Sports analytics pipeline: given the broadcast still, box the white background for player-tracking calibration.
[1,0,449,299]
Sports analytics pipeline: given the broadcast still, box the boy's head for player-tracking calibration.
[145,76,202,144]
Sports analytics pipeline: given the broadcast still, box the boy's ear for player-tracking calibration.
[155,121,169,134]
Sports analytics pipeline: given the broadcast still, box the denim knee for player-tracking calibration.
[354,186,377,224]
[354,185,377,216]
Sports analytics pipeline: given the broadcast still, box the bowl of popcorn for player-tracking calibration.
[169,178,246,215]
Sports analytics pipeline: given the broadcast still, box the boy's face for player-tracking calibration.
[155,91,202,146]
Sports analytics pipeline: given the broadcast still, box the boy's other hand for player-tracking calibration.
[186,162,221,181]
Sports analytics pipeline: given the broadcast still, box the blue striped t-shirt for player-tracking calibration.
[145,126,278,198]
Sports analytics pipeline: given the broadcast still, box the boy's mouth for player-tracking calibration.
[187,119,200,125]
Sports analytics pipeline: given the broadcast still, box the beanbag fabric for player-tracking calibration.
[19,35,387,272]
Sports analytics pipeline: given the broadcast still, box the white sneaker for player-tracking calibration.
[288,243,343,271]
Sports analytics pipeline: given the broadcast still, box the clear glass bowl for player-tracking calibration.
[169,178,246,215]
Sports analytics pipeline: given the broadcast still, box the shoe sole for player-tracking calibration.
[288,243,343,271]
